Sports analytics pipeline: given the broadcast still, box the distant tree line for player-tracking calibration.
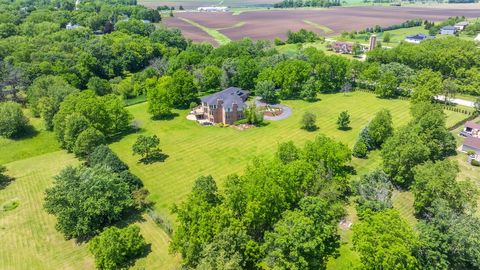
[367,37,480,96]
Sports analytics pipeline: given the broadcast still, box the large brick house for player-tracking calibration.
[195,87,249,124]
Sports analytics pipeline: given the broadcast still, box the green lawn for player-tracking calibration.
[333,26,430,47]
[107,92,467,268]
[0,91,472,270]
[277,41,357,60]
[0,150,180,270]
[0,113,60,165]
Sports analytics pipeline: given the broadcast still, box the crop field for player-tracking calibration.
[163,6,480,44]
[140,0,280,9]
[0,91,472,270]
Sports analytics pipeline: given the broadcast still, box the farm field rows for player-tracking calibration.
[0,91,473,270]
[163,6,480,44]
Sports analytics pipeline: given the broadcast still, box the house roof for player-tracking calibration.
[200,87,249,109]
[441,25,456,31]
[463,137,480,150]
[455,21,470,26]
[406,34,428,41]
[465,121,480,130]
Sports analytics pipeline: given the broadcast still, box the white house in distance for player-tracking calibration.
[66,23,81,29]
[440,25,456,35]
[197,6,229,12]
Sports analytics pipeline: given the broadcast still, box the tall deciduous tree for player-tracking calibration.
[381,126,430,187]
[262,197,340,270]
[367,109,393,149]
[27,75,77,130]
[417,203,480,269]
[89,225,147,270]
[353,210,420,270]
[412,160,477,218]
[132,135,161,161]
[44,166,133,239]
[147,76,173,118]
[410,102,456,161]
[411,69,443,103]
[375,71,398,98]
[255,80,278,104]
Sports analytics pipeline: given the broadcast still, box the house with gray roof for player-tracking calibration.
[196,87,249,124]
[440,26,456,35]
[454,21,469,31]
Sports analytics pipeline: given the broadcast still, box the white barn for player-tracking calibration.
[197,6,229,12]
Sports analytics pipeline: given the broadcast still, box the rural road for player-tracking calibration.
[435,95,475,108]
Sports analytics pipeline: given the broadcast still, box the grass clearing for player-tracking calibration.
[0,151,92,270]
[0,113,60,165]
[277,41,356,60]
[0,149,180,270]
[303,20,334,34]
[333,26,429,47]
[111,92,417,218]
[179,17,231,45]
[217,21,246,30]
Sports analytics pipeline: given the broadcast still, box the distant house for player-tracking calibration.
[461,121,480,156]
[454,21,470,31]
[331,42,353,54]
[461,121,480,137]
[404,34,431,44]
[462,137,480,156]
[141,19,151,24]
[197,6,229,12]
[66,23,80,29]
[440,25,456,35]
[194,87,249,124]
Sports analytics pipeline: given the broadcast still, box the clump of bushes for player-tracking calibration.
[301,112,317,131]
[0,101,29,138]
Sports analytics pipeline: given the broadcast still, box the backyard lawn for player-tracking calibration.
[0,91,473,270]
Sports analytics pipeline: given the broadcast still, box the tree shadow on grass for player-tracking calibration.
[338,127,352,131]
[0,174,15,190]
[302,126,318,132]
[138,152,169,165]
[344,165,357,176]
[120,243,152,270]
[151,112,179,121]
[9,125,38,141]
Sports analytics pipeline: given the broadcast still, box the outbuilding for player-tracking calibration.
[404,34,430,44]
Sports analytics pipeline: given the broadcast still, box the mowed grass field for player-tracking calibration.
[0,91,472,270]
[0,151,180,270]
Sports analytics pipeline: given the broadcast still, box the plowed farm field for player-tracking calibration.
[163,6,480,45]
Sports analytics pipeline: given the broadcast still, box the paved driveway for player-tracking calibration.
[436,95,475,108]
[254,97,293,121]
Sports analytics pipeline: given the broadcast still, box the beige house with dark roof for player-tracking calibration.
[194,87,249,125]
